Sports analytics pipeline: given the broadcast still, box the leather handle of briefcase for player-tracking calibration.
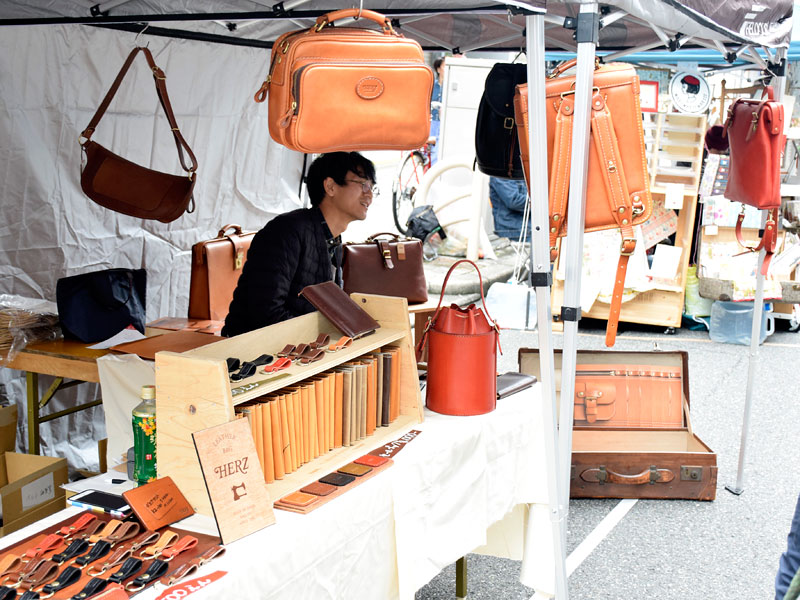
[314,9,396,34]
[548,57,600,79]
[80,46,198,176]
[581,466,675,485]
[217,224,244,238]
[365,232,401,242]
[734,207,779,276]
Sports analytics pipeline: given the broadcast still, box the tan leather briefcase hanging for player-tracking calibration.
[188,224,255,321]
[514,60,653,347]
[253,9,433,153]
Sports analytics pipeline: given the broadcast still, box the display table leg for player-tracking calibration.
[456,556,467,599]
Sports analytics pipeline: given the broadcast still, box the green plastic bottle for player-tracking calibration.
[132,384,157,485]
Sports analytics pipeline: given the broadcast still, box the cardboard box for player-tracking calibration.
[0,404,68,536]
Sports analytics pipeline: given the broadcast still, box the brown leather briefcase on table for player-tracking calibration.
[188,224,255,321]
[342,233,428,304]
[519,349,717,501]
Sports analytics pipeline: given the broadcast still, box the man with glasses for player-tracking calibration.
[223,152,377,337]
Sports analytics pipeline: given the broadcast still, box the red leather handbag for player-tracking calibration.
[417,260,500,416]
[723,86,785,275]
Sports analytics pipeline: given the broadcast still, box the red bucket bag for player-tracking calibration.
[417,260,501,416]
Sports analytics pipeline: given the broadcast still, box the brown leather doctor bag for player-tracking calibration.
[253,8,433,153]
[188,225,255,321]
[514,60,653,346]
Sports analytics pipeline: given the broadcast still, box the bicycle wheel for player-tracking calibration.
[392,151,426,234]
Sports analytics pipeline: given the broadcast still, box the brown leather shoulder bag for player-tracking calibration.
[514,59,653,346]
[80,46,198,223]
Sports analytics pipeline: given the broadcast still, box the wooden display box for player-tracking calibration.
[155,294,422,515]
[519,349,717,501]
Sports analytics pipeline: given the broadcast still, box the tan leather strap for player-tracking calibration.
[80,46,198,175]
[78,519,107,541]
[89,519,122,545]
[0,554,21,577]
[140,530,178,559]
[160,562,199,587]
[58,513,97,539]
[548,94,574,259]
[735,207,779,277]
[581,466,675,485]
[129,530,160,553]
[194,545,226,566]
[102,521,140,547]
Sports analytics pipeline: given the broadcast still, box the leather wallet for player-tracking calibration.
[279,491,318,507]
[496,372,537,399]
[300,281,380,339]
[319,472,355,487]
[355,454,389,467]
[300,482,337,497]
[338,463,372,477]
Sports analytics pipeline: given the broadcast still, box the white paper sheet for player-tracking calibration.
[88,328,145,350]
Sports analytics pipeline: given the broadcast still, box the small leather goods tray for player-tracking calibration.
[518,349,717,501]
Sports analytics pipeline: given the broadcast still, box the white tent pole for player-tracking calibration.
[521,13,568,600]
[557,1,599,535]
[727,46,787,495]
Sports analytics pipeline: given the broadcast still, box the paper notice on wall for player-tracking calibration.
[640,197,679,249]
[664,183,685,210]
[21,471,55,511]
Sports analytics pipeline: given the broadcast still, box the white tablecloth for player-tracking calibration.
[2,387,553,599]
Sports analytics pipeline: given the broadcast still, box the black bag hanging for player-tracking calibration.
[474,63,527,179]
[56,268,147,343]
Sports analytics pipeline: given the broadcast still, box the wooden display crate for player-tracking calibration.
[155,294,422,515]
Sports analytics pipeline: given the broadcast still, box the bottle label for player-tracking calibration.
[133,413,157,485]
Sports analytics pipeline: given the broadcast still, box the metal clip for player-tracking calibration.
[620,237,636,256]
[607,160,616,173]
[750,111,759,135]
[235,251,244,270]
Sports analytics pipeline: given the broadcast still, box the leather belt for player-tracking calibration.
[57,514,98,541]
[107,557,143,584]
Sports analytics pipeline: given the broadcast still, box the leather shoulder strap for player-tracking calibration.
[80,46,198,175]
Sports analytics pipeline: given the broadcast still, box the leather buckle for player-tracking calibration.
[620,237,636,256]
[503,117,514,130]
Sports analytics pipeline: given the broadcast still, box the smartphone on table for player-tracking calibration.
[68,489,133,519]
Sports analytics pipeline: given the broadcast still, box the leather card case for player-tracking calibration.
[300,281,380,339]
[280,491,318,507]
[496,372,537,399]
[319,472,356,487]
[122,476,195,532]
[300,482,338,497]
[355,454,389,467]
[338,463,372,477]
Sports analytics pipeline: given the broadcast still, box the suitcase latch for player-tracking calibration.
[680,466,703,482]
[235,250,244,270]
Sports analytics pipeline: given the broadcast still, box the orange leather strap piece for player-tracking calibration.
[589,92,634,347]
[18,558,59,591]
[0,554,22,577]
[160,536,199,561]
[129,530,160,554]
[58,513,97,538]
[735,207,779,276]
[102,521,141,547]
[23,534,64,559]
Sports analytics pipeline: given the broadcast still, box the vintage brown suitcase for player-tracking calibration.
[519,349,717,501]
[188,224,255,321]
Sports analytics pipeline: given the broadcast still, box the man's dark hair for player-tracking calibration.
[433,57,445,73]
[306,152,377,207]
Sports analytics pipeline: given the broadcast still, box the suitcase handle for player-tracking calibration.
[217,224,243,238]
[580,466,675,485]
[314,9,396,35]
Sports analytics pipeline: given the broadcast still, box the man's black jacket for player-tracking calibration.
[222,206,334,337]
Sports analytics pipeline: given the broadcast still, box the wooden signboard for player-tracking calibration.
[192,418,276,544]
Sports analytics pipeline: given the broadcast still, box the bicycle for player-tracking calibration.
[391,138,435,235]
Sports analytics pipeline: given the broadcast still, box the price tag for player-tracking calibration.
[664,183,685,210]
